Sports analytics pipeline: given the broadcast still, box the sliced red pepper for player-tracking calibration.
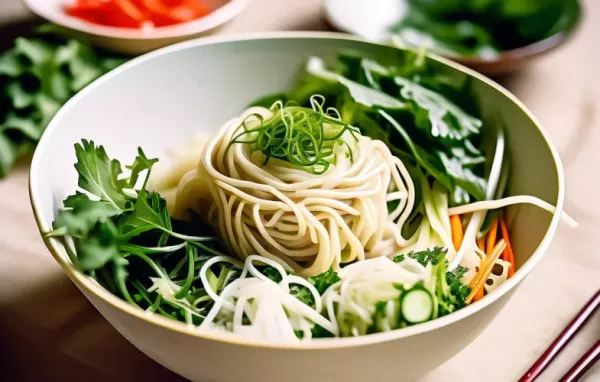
[65,0,211,29]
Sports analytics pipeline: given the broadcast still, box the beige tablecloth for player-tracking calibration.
[1,1,599,381]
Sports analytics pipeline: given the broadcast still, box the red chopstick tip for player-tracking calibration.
[519,290,600,382]
[559,340,600,382]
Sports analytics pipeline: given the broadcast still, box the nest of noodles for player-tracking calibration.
[150,101,415,276]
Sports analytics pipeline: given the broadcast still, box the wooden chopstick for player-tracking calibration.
[559,340,600,382]
[519,289,600,382]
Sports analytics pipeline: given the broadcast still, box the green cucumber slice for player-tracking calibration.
[401,287,434,324]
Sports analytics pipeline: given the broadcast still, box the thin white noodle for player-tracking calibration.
[164,105,416,276]
[448,195,577,228]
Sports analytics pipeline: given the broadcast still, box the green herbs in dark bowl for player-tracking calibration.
[389,0,581,60]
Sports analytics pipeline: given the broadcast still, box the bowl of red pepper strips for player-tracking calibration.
[24,0,249,54]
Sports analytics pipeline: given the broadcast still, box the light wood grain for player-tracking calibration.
[1,0,599,381]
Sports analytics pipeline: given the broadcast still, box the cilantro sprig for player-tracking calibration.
[393,246,471,313]
[46,140,228,325]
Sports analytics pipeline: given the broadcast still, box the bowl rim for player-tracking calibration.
[29,31,565,350]
[23,0,249,40]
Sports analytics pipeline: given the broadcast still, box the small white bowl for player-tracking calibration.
[24,0,249,54]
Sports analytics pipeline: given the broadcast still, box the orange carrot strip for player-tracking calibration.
[500,219,515,278]
[450,215,464,251]
[471,220,500,303]
[467,240,506,304]
[473,282,485,301]
[486,218,498,254]
[477,238,485,251]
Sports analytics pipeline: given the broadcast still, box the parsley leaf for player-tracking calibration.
[50,193,122,239]
[393,246,447,266]
[75,221,122,271]
[262,266,283,283]
[434,259,471,315]
[446,264,471,303]
[393,246,471,314]
[291,285,315,306]
[118,191,172,240]
[309,268,341,294]
[74,140,131,212]
[126,147,159,188]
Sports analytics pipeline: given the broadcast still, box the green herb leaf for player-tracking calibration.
[118,191,172,240]
[446,264,471,303]
[50,193,122,239]
[389,0,580,58]
[0,32,125,178]
[269,52,488,204]
[394,246,447,266]
[75,221,123,271]
[394,76,482,141]
[291,284,315,306]
[126,147,159,189]
[0,51,23,76]
[1,113,42,141]
[73,140,131,212]
[307,57,406,110]
[309,268,340,294]
[5,82,36,109]
[262,266,283,282]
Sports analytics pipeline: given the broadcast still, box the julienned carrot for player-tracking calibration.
[467,240,507,304]
[477,238,485,251]
[486,218,498,254]
[450,215,463,250]
[473,218,499,302]
[473,243,487,301]
[500,219,515,278]
[473,280,485,301]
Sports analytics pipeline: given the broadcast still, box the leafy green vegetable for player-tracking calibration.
[433,258,470,315]
[76,221,122,271]
[262,266,284,283]
[46,140,224,323]
[389,0,581,58]
[393,246,447,266]
[258,51,487,204]
[51,193,122,239]
[48,137,474,338]
[119,191,173,240]
[74,140,132,211]
[394,246,471,312]
[309,268,341,294]
[446,264,471,303]
[0,30,126,178]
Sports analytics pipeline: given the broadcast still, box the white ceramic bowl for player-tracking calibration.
[23,0,248,54]
[29,32,565,382]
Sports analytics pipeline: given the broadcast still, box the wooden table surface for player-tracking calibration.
[1,1,599,381]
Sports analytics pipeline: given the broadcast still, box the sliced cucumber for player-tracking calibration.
[401,287,434,325]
